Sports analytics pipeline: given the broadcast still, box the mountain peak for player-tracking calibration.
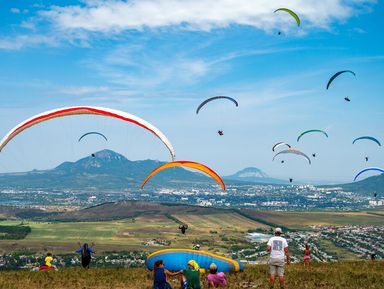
[92,149,127,161]
[225,167,288,185]
[234,167,269,178]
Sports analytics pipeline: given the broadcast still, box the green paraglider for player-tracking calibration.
[274,8,300,27]
[297,130,328,142]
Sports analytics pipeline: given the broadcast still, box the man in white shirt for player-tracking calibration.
[267,227,290,289]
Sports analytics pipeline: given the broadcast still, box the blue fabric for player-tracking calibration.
[76,247,95,253]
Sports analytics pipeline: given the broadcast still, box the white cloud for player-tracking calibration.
[10,8,21,14]
[40,0,375,34]
[0,35,59,50]
[58,85,110,96]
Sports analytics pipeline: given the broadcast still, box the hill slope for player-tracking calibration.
[48,200,227,221]
[0,262,383,289]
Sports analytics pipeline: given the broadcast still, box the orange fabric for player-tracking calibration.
[141,161,225,190]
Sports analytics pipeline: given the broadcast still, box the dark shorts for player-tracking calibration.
[154,282,172,289]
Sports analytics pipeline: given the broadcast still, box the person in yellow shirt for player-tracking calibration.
[45,253,55,268]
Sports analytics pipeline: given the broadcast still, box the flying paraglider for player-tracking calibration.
[273,148,311,165]
[344,97,351,102]
[0,106,176,161]
[353,167,384,182]
[179,224,188,234]
[352,136,381,147]
[91,154,96,158]
[297,130,328,142]
[78,132,108,142]
[196,96,238,114]
[274,8,300,27]
[312,153,316,158]
[146,249,244,272]
[218,130,224,136]
[365,157,369,162]
[289,178,293,183]
[326,70,356,90]
[141,161,226,190]
[272,142,291,152]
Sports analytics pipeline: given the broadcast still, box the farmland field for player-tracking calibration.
[242,210,384,229]
[0,212,266,253]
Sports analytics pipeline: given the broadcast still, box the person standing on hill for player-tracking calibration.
[303,244,311,267]
[267,228,290,289]
[76,242,95,269]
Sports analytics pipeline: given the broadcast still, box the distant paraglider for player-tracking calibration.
[344,97,351,102]
[352,136,381,147]
[353,167,384,182]
[312,153,316,158]
[91,153,96,158]
[273,148,311,165]
[196,96,238,115]
[274,8,300,27]
[289,178,293,183]
[179,224,188,234]
[272,142,291,152]
[297,130,328,142]
[365,157,369,162]
[218,130,224,136]
[141,161,226,190]
[78,132,108,142]
[326,70,356,90]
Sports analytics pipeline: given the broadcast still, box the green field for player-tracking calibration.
[243,210,384,229]
[0,261,382,289]
[0,212,266,253]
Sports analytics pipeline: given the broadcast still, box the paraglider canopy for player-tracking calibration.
[0,106,176,161]
[141,161,226,190]
[272,142,291,152]
[273,148,311,165]
[146,249,243,272]
[326,70,356,90]
[78,132,108,142]
[353,167,384,182]
[274,8,301,27]
[352,136,381,147]
[297,130,328,142]
[196,96,238,114]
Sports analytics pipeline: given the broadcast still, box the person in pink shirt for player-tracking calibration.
[207,263,227,288]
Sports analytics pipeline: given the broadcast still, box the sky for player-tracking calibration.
[0,0,383,184]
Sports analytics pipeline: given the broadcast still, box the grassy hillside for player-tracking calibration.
[0,261,382,289]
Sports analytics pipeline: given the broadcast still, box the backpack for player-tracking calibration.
[82,245,91,259]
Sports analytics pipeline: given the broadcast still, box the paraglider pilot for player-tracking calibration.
[179,224,188,234]
[76,242,95,269]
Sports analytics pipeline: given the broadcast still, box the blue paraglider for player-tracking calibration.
[146,249,244,272]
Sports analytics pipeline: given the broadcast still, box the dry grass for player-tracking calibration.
[0,261,383,289]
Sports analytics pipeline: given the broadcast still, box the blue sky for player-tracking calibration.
[0,0,383,184]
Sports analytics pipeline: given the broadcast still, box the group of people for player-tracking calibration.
[34,243,96,271]
[153,259,227,289]
[32,229,312,289]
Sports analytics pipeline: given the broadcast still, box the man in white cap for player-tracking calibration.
[267,227,290,289]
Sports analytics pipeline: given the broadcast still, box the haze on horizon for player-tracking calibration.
[0,0,383,184]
